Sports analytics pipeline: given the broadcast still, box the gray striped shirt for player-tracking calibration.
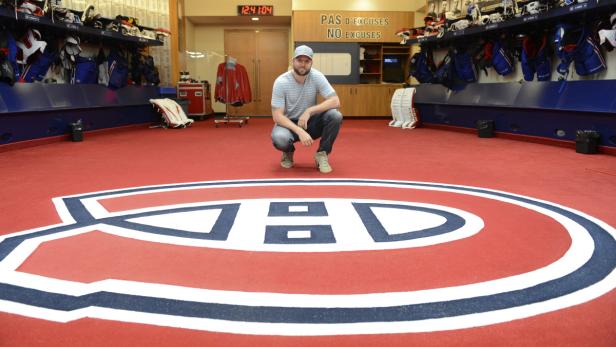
[271,68,336,120]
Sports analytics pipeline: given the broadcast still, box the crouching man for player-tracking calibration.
[271,45,342,173]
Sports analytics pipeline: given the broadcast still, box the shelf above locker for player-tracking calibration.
[0,6,163,46]
[406,0,616,45]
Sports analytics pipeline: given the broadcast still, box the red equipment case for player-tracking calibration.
[177,82,214,119]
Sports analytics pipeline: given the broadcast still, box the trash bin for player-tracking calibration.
[70,119,83,142]
[575,130,600,154]
[477,120,495,138]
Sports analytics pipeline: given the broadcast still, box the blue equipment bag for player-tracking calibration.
[453,49,477,83]
[410,49,436,83]
[491,40,514,76]
[521,35,551,81]
[21,49,57,82]
[107,50,128,89]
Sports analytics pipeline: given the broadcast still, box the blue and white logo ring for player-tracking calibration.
[0,178,614,336]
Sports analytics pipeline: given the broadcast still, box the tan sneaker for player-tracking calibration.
[280,151,294,168]
[314,151,333,173]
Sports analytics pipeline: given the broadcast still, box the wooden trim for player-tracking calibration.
[169,0,181,86]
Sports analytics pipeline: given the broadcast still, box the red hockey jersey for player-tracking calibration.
[214,59,252,106]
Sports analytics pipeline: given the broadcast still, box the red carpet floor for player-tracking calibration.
[0,118,615,346]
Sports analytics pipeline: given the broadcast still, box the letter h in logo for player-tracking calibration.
[264,202,335,244]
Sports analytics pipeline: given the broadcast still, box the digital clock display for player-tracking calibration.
[237,5,274,16]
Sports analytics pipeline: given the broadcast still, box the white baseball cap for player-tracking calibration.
[293,45,313,60]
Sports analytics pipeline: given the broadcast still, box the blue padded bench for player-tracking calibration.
[0,84,164,145]
[413,80,616,148]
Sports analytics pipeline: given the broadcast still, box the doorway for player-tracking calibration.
[224,29,289,116]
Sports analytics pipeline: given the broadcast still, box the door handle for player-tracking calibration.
[256,59,261,101]
[252,59,257,101]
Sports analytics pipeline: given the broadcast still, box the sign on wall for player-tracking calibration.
[293,11,414,43]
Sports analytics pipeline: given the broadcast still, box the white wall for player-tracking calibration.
[292,0,425,11]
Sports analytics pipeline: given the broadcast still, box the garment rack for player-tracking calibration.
[214,54,249,127]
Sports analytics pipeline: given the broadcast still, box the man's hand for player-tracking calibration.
[297,110,311,130]
[297,127,314,146]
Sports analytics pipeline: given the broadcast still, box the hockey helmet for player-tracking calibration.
[106,20,120,32]
[466,3,480,22]
[525,1,548,15]
[501,0,517,18]
[17,1,45,16]
[81,3,102,28]
[140,29,157,41]
[450,19,470,31]
[53,7,82,24]
[490,13,504,23]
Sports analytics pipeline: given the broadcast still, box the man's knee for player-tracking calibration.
[272,129,293,151]
[324,109,343,124]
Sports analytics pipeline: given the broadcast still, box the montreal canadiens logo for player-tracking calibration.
[0,178,615,336]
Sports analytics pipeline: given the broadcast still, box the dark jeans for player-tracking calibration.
[271,108,342,154]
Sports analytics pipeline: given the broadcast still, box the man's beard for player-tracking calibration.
[293,66,311,76]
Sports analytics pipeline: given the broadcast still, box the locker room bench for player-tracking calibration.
[413,80,616,149]
[0,84,161,145]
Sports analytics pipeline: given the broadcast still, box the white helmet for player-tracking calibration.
[501,0,518,18]
[525,1,548,15]
[140,29,157,40]
[450,19,470,31]
[489,13,504,23]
